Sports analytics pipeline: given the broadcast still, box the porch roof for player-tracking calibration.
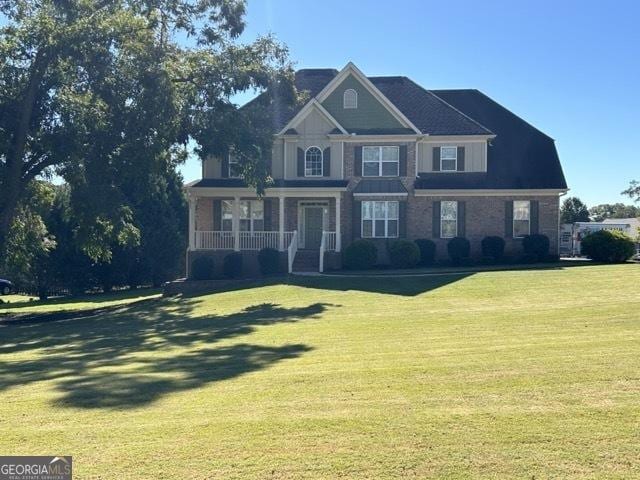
[189,178,349,189]
[353,179,407,194]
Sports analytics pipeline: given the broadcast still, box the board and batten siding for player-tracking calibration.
[284,107,343,179]
[417,141,487,173]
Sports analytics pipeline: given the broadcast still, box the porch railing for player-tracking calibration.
[288,230,298,273]
[319,231,337,273]
[195,231,294,251]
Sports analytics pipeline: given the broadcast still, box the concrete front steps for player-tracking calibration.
[292,249,320,273]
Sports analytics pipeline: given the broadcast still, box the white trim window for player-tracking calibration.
[228,155,241,178]
[363,146,399,177]
[513,200,531,238]
[440,146,457,172]
[440,201,458,238]
[305,146,323,177]
[362,201,399,238]
[343,88,358,109]
[222,200,264,232]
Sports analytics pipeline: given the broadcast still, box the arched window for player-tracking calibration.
[343,89,357,109]
[305,146,323,177]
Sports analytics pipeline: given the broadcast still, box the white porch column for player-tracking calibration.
[188,195,196,250]
[232,196,241,251]
[335,194,341,252]
[278,195,285,251]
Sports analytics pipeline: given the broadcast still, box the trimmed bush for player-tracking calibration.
[481,236,506,261]
[522,234,550,262]
[581,230,635,263]
[447,237,471,265]
[388,240,420,269]
[343,239,377,270]
[223,252,243,278]
[414,239,436,266]
[190,256,214,281]
[258,248,281,275]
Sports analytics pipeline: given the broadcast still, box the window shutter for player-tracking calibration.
[457,147,465,172]
[297,148,304,177]
[221,157,229,178]
[323,147,331,177]
[399,201,407,237]
[530,200,539,234]
[352,200,362,240]
[399,145,408,176]
[457,201,466,237]
[213,200,222,230]
[354,146,362,176]
[432,201,441,238]
[432,147,441,171]
[263,199,272,231]
[505,201,514,237]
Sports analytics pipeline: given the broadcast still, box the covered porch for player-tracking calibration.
[186,184,345,272]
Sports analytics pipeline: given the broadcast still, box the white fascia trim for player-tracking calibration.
[414,189,569,197]
[315,62,422,135]
[277,99,348,135]
[420,134,496,143]
[186,186,347,198]
[353,192,408,197]
[329,134,425,142]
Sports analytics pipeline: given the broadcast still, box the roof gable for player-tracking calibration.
[278,99,347,135]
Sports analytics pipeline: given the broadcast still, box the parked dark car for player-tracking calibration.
[0,279,13,295]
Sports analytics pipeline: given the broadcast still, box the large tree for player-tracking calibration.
[623,180,640,204]
[560,197,590,223]
[0,0,296,258]
[589,203,640,222]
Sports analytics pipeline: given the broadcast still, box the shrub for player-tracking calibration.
[388,240,420,269]
[223,252,243,278]
[447,237,470,265]
[190,256,214,281]
[414,239,436,266]
[522,234,550,262]
[481,236,506,261]
[581,230,635,263]
[343,239,377,270]
[258,248,281,275]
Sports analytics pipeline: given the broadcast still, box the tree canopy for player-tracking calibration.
[560,197,590,224]
[0,0,297,260]
[589,203,640,222]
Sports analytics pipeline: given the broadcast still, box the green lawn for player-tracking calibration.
[0,264,638,478]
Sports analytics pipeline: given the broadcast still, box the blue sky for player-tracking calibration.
[177,0,639,207]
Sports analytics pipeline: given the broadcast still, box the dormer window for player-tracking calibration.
[343,89,358,109]
[228,155,241,178]
[440,146,457,171]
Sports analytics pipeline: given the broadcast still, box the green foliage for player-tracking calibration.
[191,257,215,281]
[388,240,420,269]
[343,240,377,270]
[622,180,640,203]
[561,197,590,223]
[589,203,640,222]
[223,252,243,279]
[447,237,470,265]
[414,239,436,266]
[258,248,281,275]
[481,236,506,260]
[522,234,550,262]
[581,230,635,263]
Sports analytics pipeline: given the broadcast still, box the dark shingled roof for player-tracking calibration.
[191,178,348,189]
[353,179,408,195]
[261,69,493,136]
[416,90,567,190]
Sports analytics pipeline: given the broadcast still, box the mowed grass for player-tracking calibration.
[0,288,160,315]
[0,264,638,479]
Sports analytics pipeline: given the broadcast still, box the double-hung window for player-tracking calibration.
[363,146,399,177]
[440,146,457,171]
[305,146,323,177]
[362,201,399,238]
[221,200,264,232]
[513,200,531,238]
[440,201,458,238]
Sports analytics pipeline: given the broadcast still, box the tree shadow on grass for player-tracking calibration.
[0,298,335,409]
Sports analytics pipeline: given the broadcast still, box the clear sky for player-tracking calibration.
[179,0,640,207]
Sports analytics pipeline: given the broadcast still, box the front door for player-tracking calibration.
[304,207,324,249]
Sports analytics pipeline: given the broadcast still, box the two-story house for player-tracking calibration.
[185,62,567,273]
